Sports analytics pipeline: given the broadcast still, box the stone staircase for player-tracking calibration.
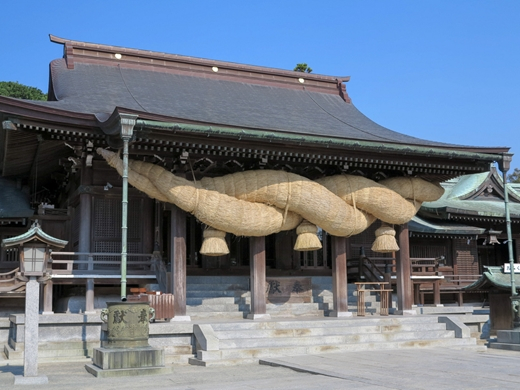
[189,316,479,366]
[311,276,398,316]
[186,276,395,319]
[186,276,249,320]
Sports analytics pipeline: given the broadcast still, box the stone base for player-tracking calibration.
[246,313,271,320]
[85,364,173,378]
[489,330,520,352]
[90,346,165,371]
[169,315,191,322]
[13,375,48,385]
[329,311,353,318]
[495,329,520,345]
[394,309,418,316]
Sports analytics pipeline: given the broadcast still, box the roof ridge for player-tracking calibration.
[49,34,350,98]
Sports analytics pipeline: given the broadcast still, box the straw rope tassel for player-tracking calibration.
[371,223,400,253]
[200,227,230,256]
[294,220,322,251]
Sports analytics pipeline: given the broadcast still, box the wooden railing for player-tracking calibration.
[359,257,387,283]
[410,257,482,305]
[0,267,26,295]
[347,256,395,283]
[50,252,154,275]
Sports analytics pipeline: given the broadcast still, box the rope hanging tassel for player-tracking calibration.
[294,221,322,251]
[200,227,230,256]
[371,223,400,253]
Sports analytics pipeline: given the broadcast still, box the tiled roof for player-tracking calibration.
[25,40,476,148]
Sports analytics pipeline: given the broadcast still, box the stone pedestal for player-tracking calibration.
[14,278,48,385]
[85,346,172,377]
[489,330,520,352]
[85,302,172,377]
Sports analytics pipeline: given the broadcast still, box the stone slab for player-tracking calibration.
[92,346,165,370]
[497,329,520,344]
[246,313,271,320]
[329,311,353,318]
[85,363,174,378]
[13,374,48,385]
[415,306,473,315]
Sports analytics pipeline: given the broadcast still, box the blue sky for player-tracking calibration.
[2,1,519,169]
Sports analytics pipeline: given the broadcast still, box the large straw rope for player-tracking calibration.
[97,149,443,238]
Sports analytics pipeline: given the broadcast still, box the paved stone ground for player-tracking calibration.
[0,348,519,389]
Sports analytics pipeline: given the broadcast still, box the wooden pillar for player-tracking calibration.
[247,236,270,320]
[79,159,95,313]
[170,205,190,321]
[330,236,351,317]
[396,223,415,314]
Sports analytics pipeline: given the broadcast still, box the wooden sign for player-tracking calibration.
[503,263,520,273]
[265,277,312,303]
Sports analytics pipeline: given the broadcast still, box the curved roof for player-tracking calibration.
[464,266,520,292]
[420,167,520,220]
[1,220,67,249]
[19,36,504,151]
[27,59,455,148]
[409,215,485,237]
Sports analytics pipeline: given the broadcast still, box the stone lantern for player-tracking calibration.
[2,220,67,278]
[1,220,67,385]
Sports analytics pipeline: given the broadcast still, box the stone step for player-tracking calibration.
[186,283,249,291]
[189,312,245,320]
[217,329,456,349]
[195,337,476,362]
[209,316,443,331]
[4,342,96,360]
[214,323,448,339]
[186,297,238,305]
[186,304,241,312]
[186,276,249,284]
[265,303,323,317]
[186,290,249,298]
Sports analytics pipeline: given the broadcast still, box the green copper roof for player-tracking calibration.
[409,215,485,236]
[1,221,68,249]
[447,172,490,199]
[421,168,520,219]
[136,120,505,162]
[464,266,520,292]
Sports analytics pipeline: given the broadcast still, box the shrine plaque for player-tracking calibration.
[265,277,312,303]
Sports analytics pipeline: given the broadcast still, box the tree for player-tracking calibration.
[508,168,520,183]
[293,63,312,73]
[0,81,47,101]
